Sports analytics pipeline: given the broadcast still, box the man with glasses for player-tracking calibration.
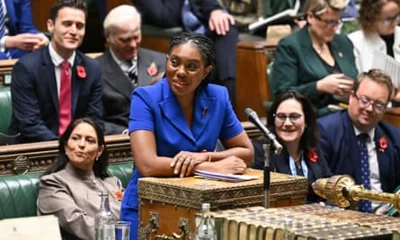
[317,69,400,213]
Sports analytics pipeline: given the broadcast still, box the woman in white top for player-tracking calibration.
[348,0,400,101]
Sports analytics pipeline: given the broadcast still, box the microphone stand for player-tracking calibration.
[263,141,271,208]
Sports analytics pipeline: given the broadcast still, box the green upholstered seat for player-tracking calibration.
[142,24,183,38]
[0,86,12,133]
[0,162,133,219]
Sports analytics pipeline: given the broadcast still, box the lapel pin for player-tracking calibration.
[202,107,208,119]
[338,52,343,58]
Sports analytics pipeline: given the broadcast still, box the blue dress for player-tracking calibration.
[121,78,243,239]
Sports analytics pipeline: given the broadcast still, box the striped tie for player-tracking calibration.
[0,3,10,58]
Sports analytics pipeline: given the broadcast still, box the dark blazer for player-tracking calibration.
[2,0,40,59]
[96,48,166,135]
[271,26,358,116]
[253,141,332,202]
[134,0,223,28]
[317,110,400,193]
[9,46,103,143]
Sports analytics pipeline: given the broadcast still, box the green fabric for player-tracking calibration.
[0,162,133,219]
[142,24,183,38]
[270,26,358,116]
[263,0,294,18]
[0,87,12,133]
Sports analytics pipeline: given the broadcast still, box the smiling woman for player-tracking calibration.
[121,32,254,240]
[37,118,123,240]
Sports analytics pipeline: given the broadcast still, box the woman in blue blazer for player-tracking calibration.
[121,32,254,240]
[254,90,331,202]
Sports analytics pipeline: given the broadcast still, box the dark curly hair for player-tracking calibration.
[167,32,216,87]
[43,118,110,179]
[267,90,319,152]
[359,0,400,34]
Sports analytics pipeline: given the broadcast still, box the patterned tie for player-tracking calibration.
[357,133,372,213]
[181,0,205,34]
[127,60,138,87]
[0,2,9,58]
[59,61,72,136]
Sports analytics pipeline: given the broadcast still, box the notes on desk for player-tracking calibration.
[371,50,400,88]
[194,170,259,182]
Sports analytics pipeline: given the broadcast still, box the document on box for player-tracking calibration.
[194,170,259,182]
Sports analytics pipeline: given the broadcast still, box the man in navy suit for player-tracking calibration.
[0,0,49,59]
[8,0,103,143]
[318,69,400,211]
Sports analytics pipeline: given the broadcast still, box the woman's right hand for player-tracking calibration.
[210,156,247,174]
[316,74,353,95]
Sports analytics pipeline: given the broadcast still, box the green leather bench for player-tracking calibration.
[0,86,11,134]
[0,162,134,219]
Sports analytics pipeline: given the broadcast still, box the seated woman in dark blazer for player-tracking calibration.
[253,90,332,202]
[37,118,122,240]
[271,0,358,116]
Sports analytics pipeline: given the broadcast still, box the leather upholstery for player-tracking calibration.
[0,162,133,219]
[0,86,11,133]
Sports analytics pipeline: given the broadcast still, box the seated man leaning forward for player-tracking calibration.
[318,69,400,213]
[0,0,49,59]
[97,5,166,135]
[8,0,103,143]
[37,118,122,240]
[121,32,254,240]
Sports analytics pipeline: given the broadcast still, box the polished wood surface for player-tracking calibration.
[383,108,400,127]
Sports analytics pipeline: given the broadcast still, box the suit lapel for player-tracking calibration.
[4,0,16,33]
[158,81,195,143]
[299,27,329,79]
[71,53,84,115]
[103,50,133,100]
[191,88,216,141]
[274,149,291,175]
[342,112,362,184]
[137,48,154,86]
[374,127,390,184]
[42,47,59,113]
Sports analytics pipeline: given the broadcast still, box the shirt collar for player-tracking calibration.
[353,125,375,142]
[48,43,75,67]
[109,48,137,68]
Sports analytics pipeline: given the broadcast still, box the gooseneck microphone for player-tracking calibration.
[245,108,283,155]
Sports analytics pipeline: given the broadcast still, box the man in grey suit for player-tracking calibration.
[97,5,166,135]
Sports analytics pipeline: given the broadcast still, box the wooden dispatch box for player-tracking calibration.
[138,169,307,239]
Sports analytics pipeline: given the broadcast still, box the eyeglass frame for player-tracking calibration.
[382,14,400,26]
[273,113,303,123]
[353,93,387,113]
[313,13,343,28]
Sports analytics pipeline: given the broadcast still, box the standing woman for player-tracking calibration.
[271,0,358,116]
[348,0,400,101]
[254,90,332,202]
[121,32,254,240]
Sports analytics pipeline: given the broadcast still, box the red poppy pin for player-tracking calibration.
[147,62,158,76]
[115,190,123,201]
[379,137,388,152]
[307,150,318,163]
[77,66,86,78]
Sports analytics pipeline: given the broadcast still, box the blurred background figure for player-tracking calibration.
[37,118,122,240]
[120,32,254,240]
[270,0,358,116]
[253,90,331,203]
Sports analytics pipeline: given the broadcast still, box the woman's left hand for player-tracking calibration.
[170,151,209,178]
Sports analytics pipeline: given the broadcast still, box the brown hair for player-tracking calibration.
[353,69,394,102]
[304,0,348,14]
[359,0,400,34]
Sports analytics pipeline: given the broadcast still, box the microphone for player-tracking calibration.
[245,108,283,155]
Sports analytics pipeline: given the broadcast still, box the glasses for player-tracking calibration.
[274,113,303,123]
[314,14,343,28]
[382,15,400,25]
[354,94,387,113]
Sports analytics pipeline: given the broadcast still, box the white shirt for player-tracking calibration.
[109,48,137,78]
[48,44,75,96]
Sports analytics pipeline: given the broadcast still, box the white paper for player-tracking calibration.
[371,50,400,88]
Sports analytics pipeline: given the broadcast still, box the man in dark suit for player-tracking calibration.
[8,0,103,143]
[0,0,49,59]
[318,69,400,212]
[134,0,238,106]
[97,5,166,135]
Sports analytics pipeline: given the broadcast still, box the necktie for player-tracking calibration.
[0,2,9,58]
[127,60,138,87]
[59,61,72,136]
[357,133,372,213]
[181,0,205,34]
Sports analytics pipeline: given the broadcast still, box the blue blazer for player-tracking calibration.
[317,110,400,193]
[8,46,104,143]
[253,141,332,202]
[2,0,40,59]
